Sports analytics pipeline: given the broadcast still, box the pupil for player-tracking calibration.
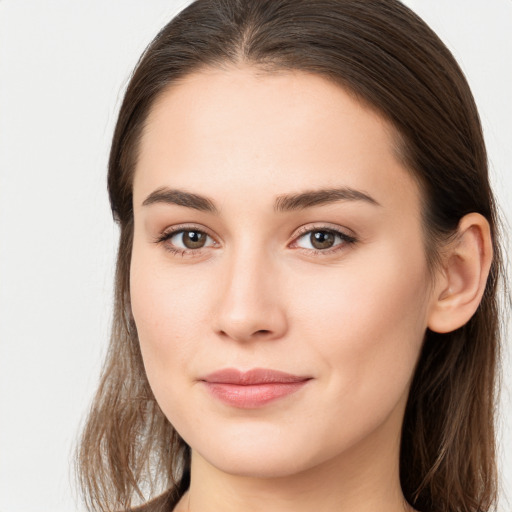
[184,231,206,249]
[311,231,334,249]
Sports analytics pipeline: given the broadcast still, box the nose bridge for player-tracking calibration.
[214,239,287,342]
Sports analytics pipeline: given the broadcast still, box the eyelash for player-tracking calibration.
[153,223,357,258]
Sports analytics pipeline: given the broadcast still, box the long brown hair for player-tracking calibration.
[75,1,504,511]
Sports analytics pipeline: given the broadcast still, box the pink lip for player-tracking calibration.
[200,368,311,408]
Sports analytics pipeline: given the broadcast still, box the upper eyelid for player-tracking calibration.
[161,223,217,239]
[293,223,354,238]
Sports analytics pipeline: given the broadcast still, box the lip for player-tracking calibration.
[200,368,312,408]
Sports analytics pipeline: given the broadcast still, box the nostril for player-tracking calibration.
[256,330,271,335]
[218,328,272,341]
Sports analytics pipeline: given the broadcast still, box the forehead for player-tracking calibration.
[133,64,420,214]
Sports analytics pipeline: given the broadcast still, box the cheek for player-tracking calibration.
[292,241,430,407]
[129,245,206,390]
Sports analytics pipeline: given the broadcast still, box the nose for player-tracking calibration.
[213,246,288,343]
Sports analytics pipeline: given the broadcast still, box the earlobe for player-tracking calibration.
[427,213,493,334]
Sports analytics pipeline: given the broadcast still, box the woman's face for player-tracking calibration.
[130,65,435,477]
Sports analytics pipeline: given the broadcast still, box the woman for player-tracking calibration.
[75,1,505,511]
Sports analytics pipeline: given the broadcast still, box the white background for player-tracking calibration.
[0,1,510,511]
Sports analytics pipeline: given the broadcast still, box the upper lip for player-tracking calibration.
[201,368,311,385]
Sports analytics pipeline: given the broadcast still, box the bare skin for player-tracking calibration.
[130,65,492,512]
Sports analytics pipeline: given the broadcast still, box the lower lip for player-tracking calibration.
[203,381,309,408]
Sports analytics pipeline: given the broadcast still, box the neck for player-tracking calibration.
[174,401,413,512]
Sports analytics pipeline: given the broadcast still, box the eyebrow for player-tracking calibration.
[141,186,381,213]
[142,187,218,212]
[274,187,380,212]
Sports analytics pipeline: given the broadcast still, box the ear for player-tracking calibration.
[427,212,493,333]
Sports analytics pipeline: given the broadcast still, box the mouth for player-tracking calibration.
[200,368,312,408]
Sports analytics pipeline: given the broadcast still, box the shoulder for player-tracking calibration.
[126,489,180,512]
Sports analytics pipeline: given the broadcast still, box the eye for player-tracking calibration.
[292,225,357,254]
[154,225,217,257]
[168,229,212,249]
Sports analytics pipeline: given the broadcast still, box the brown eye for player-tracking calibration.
[310,231,335,249]
[155,227,217,257]
[176,230,208,249]
[159,228,216,253]
[293,227,356,254]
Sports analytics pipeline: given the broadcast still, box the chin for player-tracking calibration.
[198,443,319,479]
[181,418,356,480]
